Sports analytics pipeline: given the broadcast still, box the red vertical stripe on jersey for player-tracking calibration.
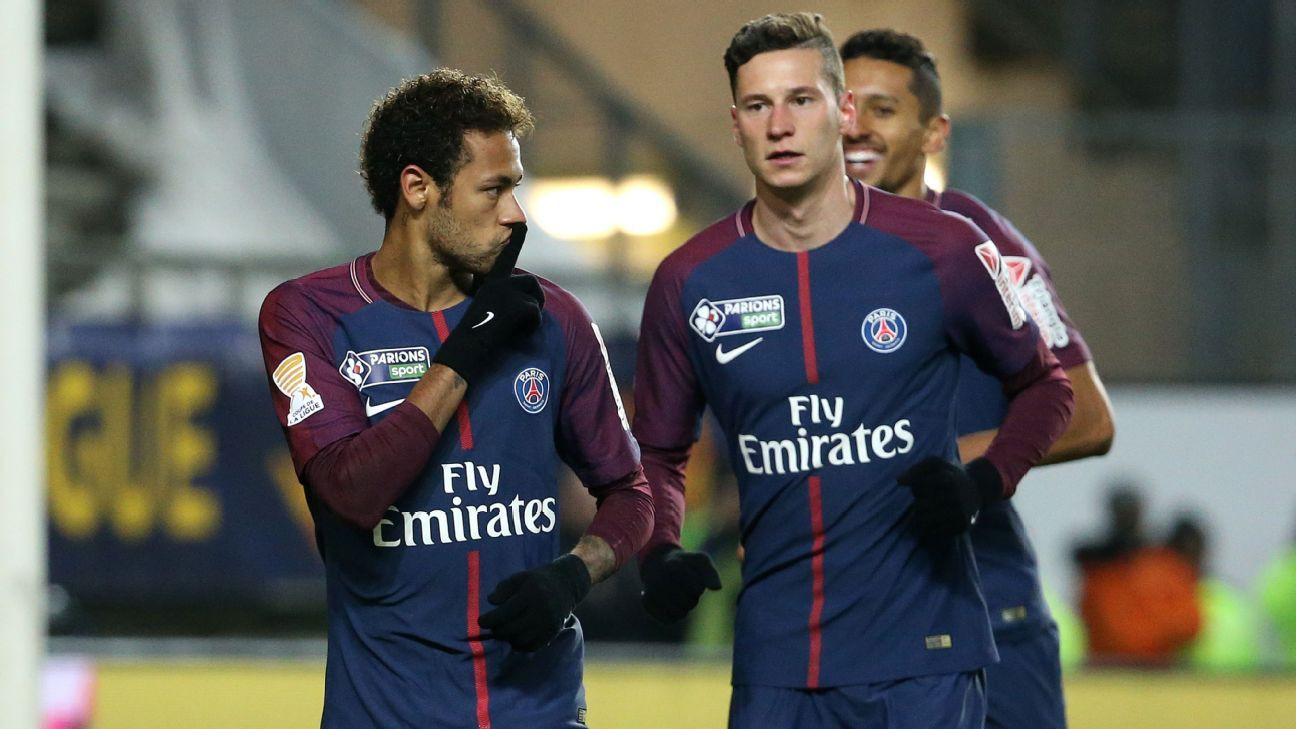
[806,474,826,688]
[431,310,475,450]
[796,251,819,384]
[467,551,491,729]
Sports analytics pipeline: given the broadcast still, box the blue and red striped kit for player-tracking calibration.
[635,179,1065,690]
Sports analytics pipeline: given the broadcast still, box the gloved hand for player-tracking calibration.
[478,554,591,652]
[639,544,722,624]
[433,222,544,385]
[898,457,1004,537]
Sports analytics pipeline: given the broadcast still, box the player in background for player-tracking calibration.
[258,70,652,728]
[839,29,1116,729]
[633,13,1074,729]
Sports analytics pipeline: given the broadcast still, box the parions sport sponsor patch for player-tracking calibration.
[689,294,785,342]
[339,346,431,390]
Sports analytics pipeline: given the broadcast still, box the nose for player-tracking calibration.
[767,103,794,139]
[500,191,526,226]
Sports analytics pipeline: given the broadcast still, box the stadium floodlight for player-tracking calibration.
[615,176,678,236]
[528,175,678,240]
[527,177,619,240]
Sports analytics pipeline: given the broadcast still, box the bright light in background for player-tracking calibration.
[924,154,947,192]
[614,176,678,236]
[527,177,617,239]
[528,175,677,239]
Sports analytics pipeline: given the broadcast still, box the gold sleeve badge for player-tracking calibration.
[272,352,325,425]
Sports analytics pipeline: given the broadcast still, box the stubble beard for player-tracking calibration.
[426,206,492,277]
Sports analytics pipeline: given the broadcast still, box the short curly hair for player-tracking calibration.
[359,69,534,219]
[839,29,943,122]
[724,12,844,100]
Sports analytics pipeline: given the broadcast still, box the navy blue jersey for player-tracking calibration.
[635,180,1066,688]
[934,188,1092,637]
[259,253,637,728]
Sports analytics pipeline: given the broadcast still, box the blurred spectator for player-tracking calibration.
[1167,514,1260,671]
[1073,482,1146,563]
[1073,483,1201,665]
[1043,586,1087,670]
[1259,518,1296,668]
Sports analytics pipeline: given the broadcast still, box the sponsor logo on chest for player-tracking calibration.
[339,346,431,390]
[689,294,785,342]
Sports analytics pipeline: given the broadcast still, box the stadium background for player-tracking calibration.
[7,0,1296,726]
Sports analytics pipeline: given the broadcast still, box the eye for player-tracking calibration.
[873,106,895,118]
[746,101,767,112]
[793,96,814,106]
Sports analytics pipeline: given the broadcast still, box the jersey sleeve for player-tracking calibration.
[973,208,1092,369]
[258,282,367,475]
[940,232,1044,380]
[550,288,641,488]
[632,260,708,551]
[938,225,1073,494]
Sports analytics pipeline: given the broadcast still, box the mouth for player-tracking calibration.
[766,150,804,165]
[843,148,882,177]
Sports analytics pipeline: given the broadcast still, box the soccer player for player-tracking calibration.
[634,13,1074,729]
[838,29,1116,729]
[258,70,652,728]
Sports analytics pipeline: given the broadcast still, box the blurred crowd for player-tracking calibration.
[565,451,1296,673]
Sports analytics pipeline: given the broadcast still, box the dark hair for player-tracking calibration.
[359,69,534,219]
[839,29,942,121]
[724,12,844,99]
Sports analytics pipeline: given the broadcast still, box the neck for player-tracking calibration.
[370,218,470,311]
[752,170,855,252]
[893,158,930,201]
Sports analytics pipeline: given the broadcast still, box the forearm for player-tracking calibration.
[405,363,468,432]
[570,534,617,584]
[960,361,1113,466]
[638,442,690,553]
[303,403,441,529]
[583,466,655,569]
[982,340,1074,496]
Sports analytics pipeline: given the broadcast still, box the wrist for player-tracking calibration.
[966,458,1004,505]
[432,332,490,385]
[552,553,592,604]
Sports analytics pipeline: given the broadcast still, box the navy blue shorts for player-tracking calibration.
[729,671,986,729]
[985,624,1066,729]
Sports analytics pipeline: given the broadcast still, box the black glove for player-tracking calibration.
[898,457,1003,537]
[478,554,591,652]
[433,223,544,385]
[639,544,722,624]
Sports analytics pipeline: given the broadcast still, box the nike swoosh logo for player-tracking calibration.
[365,398,405,417]
[471,311,495,329]
[715,337,764,364]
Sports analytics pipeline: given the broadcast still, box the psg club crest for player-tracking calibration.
[861,308,907,354]
[514,367,550,414]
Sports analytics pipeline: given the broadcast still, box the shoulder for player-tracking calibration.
[531,271,593,326]
[259,259,366,332]
[653,206,750,287]
[864,186,988,256]
[940,188,1043,260]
